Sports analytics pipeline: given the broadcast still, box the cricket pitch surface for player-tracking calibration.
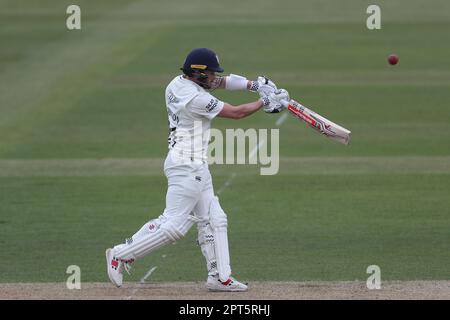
[1,281,449,300]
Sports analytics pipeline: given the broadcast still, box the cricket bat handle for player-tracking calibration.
[281,99,290,108]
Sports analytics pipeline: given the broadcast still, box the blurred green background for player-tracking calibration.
[0,0,449,283]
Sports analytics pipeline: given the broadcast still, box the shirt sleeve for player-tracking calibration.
[187,92,224,120]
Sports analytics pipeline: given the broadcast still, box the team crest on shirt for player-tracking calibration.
[205,98,218,112]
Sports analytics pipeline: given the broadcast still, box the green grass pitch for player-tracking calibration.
[0,0,449,283]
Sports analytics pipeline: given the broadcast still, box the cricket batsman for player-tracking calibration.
[106,48,289,291]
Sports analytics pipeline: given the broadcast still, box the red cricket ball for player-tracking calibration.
[388,54,399,65]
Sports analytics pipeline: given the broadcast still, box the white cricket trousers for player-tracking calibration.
[114,151,224,276]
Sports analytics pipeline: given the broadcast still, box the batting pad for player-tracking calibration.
[115,216,196,261]
[197,221,217,276]
[209,196,231,282]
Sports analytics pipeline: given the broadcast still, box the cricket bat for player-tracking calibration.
[281,99,351,145]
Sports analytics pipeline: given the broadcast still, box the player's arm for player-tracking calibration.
[218,88,290,120]
[217,100,264,120]
[217,74,280,98]
[215,74,258,91]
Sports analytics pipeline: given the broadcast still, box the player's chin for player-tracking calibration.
[208,79,220,90]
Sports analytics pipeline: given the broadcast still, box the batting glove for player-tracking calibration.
[261,89,290,113]
[249,76,278,96]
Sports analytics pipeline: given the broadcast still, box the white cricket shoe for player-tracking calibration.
[106,248,127,287]
[206,274,248,292]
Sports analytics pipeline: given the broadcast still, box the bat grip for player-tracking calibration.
[281,99,290,108]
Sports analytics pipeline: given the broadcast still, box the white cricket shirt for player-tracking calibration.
[165,75,224,165]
